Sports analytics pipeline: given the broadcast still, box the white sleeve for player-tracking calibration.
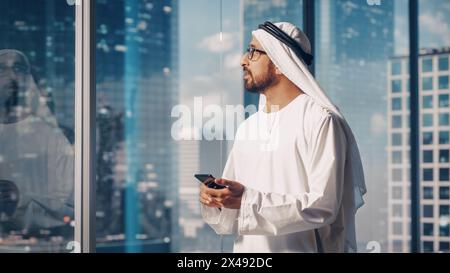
[16,127,74,229]
[201,146,239,235]
[237,113,347,236]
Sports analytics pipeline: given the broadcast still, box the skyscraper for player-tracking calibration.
[387,48,450,253]
[315,0,395,251]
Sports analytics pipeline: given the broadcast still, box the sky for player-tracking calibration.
[179,0,242,105]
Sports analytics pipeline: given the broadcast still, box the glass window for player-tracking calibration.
[422,95,433,109]
[423,186,434,200]
[423,150,433,163]
[439,131,449,144]
[393,133,403,146]
[391,60,402,75]
[392,169,402,182]
[439,56,449,71]
[439,75,449,90]
[393,222,403,235]
[423,205,433,218]
[393,204,402,217]
[393,187,402,199]
[423,241,434,252]
[439,94,449,108]
[392,97,402,110]
[96,0,182,253]
[440,168,449,181]
[439,113,449,126]
[0,1,75,252]
[95,0,305,253]
[422,77,433,91]
[423,113,433,127]
[392,240,403,253]
[423,168,433,181]
[440,242,450,252]
[393,240,403,252]
[392,80,402,93]
[423,223,434,236]
[422,58,433,73]
[439,150,449,163]
[439,225,450,237]
[392,151,402,164]
[440,205,450,217]
[423,132,433,145]
[312,0,412,251]
[422,96,433,109]
[392,115,402,128]
[440,187,450,200]
[440,225,450,237]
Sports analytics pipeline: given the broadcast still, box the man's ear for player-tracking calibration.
[275,66,283,75]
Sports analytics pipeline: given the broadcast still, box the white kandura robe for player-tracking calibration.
[0,116,74,231]
[201,94,354,253]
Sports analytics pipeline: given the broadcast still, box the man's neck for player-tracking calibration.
[0,108,29,124]
[262,79,303,113]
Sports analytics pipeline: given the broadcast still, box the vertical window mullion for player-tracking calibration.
[75,0,96,253]
[408,0,420,253]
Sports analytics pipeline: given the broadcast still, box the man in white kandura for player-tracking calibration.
[0,49,74,236]
[199,22,366,253]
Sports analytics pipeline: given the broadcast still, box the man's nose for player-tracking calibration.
[5,68,19,81]
[240,54,249,67]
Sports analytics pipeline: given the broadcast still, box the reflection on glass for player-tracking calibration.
[95,0,176,253]
[423,168,433,181]
[0,0,75,253]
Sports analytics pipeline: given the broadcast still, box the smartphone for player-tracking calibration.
[194,174,227,189]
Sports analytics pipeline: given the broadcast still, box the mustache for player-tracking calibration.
[3,81,20,107]
[8,81,19,91]
[3,80,19,90]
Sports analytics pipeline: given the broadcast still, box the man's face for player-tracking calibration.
[241,37,278,93]
[0,52,29,107]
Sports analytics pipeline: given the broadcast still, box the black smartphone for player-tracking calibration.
[194,174,227,189]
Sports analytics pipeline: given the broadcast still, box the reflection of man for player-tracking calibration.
[200,22,366,252]
[0,49,74,236]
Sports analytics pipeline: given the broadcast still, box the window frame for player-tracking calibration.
[75,0,96,253]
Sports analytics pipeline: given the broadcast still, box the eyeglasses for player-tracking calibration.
[246,47,267,61]
[0,64,30,77]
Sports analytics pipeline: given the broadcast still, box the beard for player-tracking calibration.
[1,80,20,108]
[243,62,277,94]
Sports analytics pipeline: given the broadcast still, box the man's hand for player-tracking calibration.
[199,178,245,209]
[0,180,19,217]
